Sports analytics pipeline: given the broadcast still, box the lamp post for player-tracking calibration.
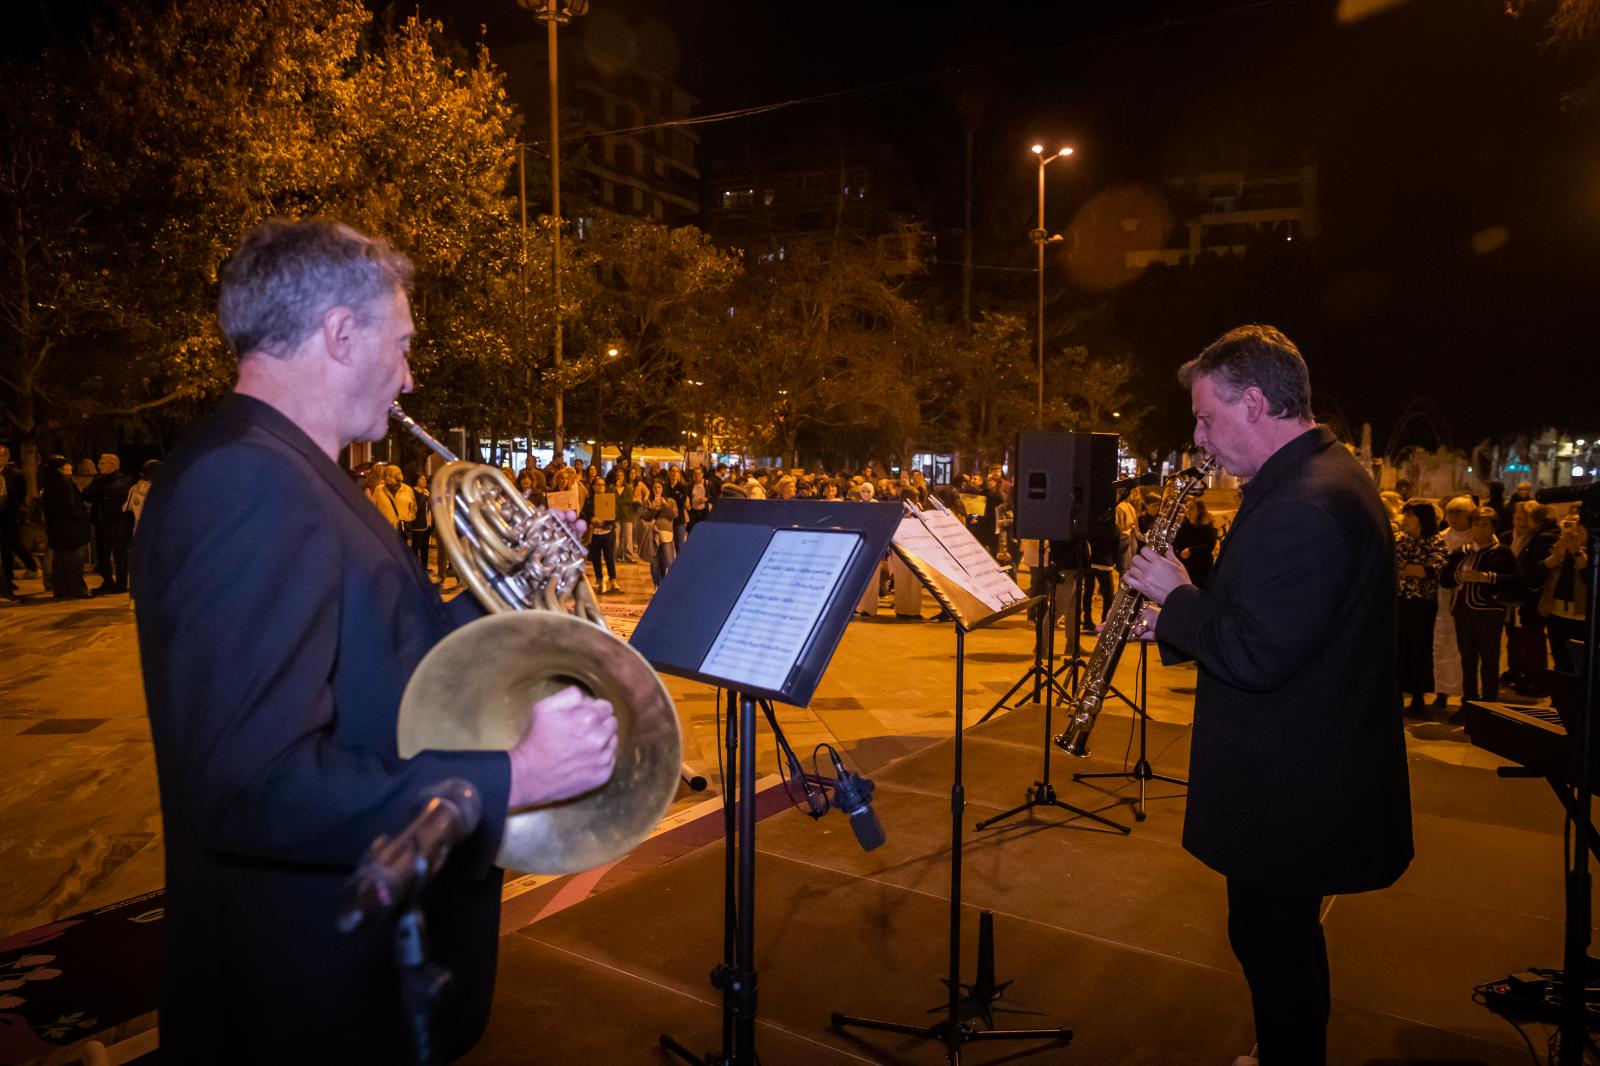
[1030,143,1073,427]
[519,0,589,461]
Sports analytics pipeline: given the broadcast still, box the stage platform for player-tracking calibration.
[465,703,1574,1065]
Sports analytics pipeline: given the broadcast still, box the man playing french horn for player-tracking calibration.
[133,218,619,1064]
[1123,325,1413,1066]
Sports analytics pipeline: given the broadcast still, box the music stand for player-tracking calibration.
[631,500,902,1066]
[831,509,1073,1061]
[1070,634,1187,822]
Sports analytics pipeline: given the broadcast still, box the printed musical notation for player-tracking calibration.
[698,529,861,692]
[894,509,1026,614]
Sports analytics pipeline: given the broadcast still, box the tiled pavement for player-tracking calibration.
[0,557,1513,940]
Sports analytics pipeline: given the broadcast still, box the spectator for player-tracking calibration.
[41,455,91,600]
[1173,497,1220,589]
[0,444,29,601]
[1395,502,1446,715]
[409,472,434,577]
[1538,513,1589,680]
[686,466,711,533]
[611,466,639,563]
[582,473,620,594]
[1440,506,1520,711]
[84,453,134,594]
[642,478,678,588]
[1430,496,1475,710]
[385,465,415,535]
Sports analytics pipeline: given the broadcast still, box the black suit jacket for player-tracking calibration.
[133,395,510,1063]
[1156,426,1413,895]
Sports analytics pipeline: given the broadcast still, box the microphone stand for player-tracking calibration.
[1557,508,1599,1065]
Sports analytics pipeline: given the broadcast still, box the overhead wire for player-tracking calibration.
[540,0,1312,148]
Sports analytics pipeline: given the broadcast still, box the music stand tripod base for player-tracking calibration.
[832,614,1072,1063]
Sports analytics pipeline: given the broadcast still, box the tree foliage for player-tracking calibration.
[0,0,533,464]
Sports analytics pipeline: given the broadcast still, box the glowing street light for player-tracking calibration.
[1031,143,1076,426]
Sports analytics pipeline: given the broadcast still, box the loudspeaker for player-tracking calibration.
[1013,430,1118,542]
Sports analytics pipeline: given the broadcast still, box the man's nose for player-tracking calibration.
[401,361,414,395]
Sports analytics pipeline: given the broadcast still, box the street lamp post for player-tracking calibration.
[519,0,589,461]
[1030,143,1073,427]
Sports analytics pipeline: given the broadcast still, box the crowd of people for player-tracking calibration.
[355,454,1017,598]
[1386,480,1590,717]
[0,446,159,602]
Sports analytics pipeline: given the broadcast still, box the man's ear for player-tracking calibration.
[321,306,359,366]
[1241,385,1268,423]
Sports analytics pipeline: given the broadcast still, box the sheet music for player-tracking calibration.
[894,509,1027,614]
[698,529,861,693]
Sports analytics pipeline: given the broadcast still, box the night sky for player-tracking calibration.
[18,0,1600,452]
[470,0,1599,452]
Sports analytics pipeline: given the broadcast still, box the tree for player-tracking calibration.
[1050,346,1147,447]
[0,1,535,472]
[705,231,926,468]
[565,213,740,459]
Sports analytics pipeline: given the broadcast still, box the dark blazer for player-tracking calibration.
[41,468,91,550]
[1156,426,1413,895]
[133,395,510,1064]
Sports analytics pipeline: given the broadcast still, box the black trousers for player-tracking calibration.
[1080,567,1113,626]
[1453,608,1503,703]
[1226,879,1328,1066]
[588,528,616,582]
[1396,596,1437,697]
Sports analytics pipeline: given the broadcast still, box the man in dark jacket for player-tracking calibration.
[0,444,29,600]
[1125,325,1413,1066]
[134,218,619,1064]
[84,452,134,594]
[41,454,92,599]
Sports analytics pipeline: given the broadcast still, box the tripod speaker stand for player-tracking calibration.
[975,542,1130,836]
[1069,634,1187,822]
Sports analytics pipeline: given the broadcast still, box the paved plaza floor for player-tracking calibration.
[0,555,1515,941]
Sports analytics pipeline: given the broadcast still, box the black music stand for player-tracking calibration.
[631,500,902,1066]
[1070,634,1187,822]
[831,514,1072,1062]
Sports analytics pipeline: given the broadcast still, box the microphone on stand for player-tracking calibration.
[338,779,483,933]
[826,749,886,852]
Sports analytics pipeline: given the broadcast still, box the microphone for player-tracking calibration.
[1111,472,1159,491]
[338,778,483,932]
[826,749,885,851]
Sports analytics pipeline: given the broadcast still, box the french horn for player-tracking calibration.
[389,404,682,875]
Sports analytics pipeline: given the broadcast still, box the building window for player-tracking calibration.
[721,188,755,209]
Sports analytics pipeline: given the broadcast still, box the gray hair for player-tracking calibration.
[218,218,413,360]
[1178,324,1312,422]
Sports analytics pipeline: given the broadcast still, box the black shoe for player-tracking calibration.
[1404,696,1427,718]
[1432,693,1450,710]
